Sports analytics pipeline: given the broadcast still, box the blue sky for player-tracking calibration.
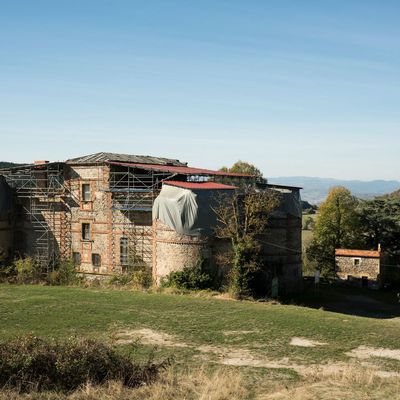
[1,1,399,180]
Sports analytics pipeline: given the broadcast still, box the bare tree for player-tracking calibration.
[212,187,280,297]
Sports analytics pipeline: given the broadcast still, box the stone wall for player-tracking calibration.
[336,256,381,281]
[0,219,12,262]
[153,215,303,295]
[261,215,303,295]
[67,164,112,274]
[153,219,210,284]
[66,165,153,274]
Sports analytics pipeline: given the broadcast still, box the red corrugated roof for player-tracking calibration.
[164,181,237,190]
[335,249,381,258]
[107,161,253,177]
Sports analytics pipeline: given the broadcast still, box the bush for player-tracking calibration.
[108,265,153,289]
[0,335,166,393]
[14,257,43,283]
[48,260,81,286]
[162,258,213,290]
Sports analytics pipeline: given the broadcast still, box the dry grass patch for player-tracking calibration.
[259,364,400,400]
[0,367,251,400]
[289,337,327,347]
[114,328,189,348]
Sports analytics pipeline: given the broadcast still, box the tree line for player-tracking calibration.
[307,187,400,276]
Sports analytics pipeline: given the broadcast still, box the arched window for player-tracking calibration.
[120,237,128,266]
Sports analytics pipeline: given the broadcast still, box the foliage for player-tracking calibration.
[302,200,317,214]
[0,162,21,169]
[307,187,362,276]
[0,335,165,393]
[212,188,280,297]
[14,257,43,283]
[302,215,316,231]
[48,260,81,286]
[108,265,153,289]
[162,258,213,290]
[357,198,400,256]
[220,160,264,182]
[378,188,400,200]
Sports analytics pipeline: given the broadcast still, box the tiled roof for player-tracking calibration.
[66,152,185,166]
[164,181,237,190]
[335,249,381,258]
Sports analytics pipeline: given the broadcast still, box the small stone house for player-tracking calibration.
[335,248,383,288]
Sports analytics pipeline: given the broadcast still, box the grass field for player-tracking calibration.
[1,284,400,399]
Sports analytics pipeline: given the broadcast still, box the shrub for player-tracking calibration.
[131,265,153,289]
[108,265,152,289]
[162,258,213,290]
[0,335,166,393]
[14,257,43,283]
[48,260,81,286]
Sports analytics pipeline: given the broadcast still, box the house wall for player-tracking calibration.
[153,215,303,295]
[66,165,153,274]
[0,177,13,262]
[66,164,112,274]
[336,256,380,281]
[0,219,12,262]
[153,219,210,284]
[261,215,303,295]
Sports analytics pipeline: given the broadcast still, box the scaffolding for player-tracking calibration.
[108,164,175,272]
[0,163,73,269]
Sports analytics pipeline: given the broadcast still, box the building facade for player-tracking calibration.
[0,152,302,293]
[335,248,383,288]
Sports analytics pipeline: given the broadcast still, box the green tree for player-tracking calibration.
[307,187,362,276]
[212,188,280,298]
[358,198,400,255]
[220,161,264,182]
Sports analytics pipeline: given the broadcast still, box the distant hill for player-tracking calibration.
[269,176,400,204]
[379,189,400,200]
[0,161,20,169]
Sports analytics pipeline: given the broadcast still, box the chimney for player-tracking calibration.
[378,243,382,252]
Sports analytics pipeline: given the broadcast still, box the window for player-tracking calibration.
[120,237,128,266]
[82,223,91,240]
[92,253,101,267]
[73,252,81,266]
[82,184,91,202]
[353,258,361,266]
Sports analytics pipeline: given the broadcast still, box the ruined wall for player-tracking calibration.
[153,215,302,295]
[66,164,112,274]
[0,177,13,262]
[336,256,380,281]
[153,219,211,284]
[66,165,154,275]
[0,219,13,262]
[260,215,302,295]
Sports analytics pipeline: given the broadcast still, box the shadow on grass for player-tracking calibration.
[282,280,400,319]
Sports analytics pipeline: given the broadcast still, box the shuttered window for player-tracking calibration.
[120,237,128,266]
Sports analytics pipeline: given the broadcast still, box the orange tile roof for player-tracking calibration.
[335,249,381,258]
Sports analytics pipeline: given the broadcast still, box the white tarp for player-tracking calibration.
[153,183,302,237]
[153,184,234,236]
